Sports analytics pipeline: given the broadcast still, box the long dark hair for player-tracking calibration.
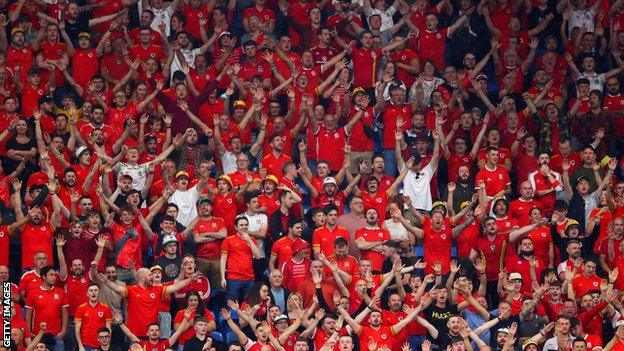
[183,290,206,316]
[245,282,269,308]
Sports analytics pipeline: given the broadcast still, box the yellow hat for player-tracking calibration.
[78,32,91,39]
[175,171,190,179]
[565,219,580,232]
[233,100,246,109]
[460,201,472,210]
[431,201,447,212]
[263,174,279,184]
[600,156,612,168]
[11,27,24,36]
[352,87,365,95]
[218,174,233,187]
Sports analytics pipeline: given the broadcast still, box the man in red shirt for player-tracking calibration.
[313,204,350,258]
[74,284,113,351]
[550,139,582,175]
[98,265,201,336]
[103,206,145,283]
[194,199,227,290]
[129,26,166,68]
[528,154,563,215]
[413,210,475,275]
[509,181,543,227]
[25,266,69,351]
[475,147,512,200]
[354,208,390,272]
[6,28,35,83]
[37,23,72,86]
[18,205,56,270]
[281,237,311,292]
[116,312,190,351]
[259,135,293,178]
[505,237,546,295]
[243,0,276,34]
[55,234,106,320]
[416,13,468,70]
[220,217,262,302]
[270,216,303,272]
[336,300,424,351]
[571,259,605,299]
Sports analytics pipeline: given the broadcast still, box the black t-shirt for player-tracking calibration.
[183,335,209,351]
[65,16,90,45]
[422,303,459,345]
[153,255,182,282]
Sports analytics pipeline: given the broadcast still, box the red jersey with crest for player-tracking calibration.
[355,227,390,271]
[422,217,453,275]
[312,225,349,258]
[74,302,113,347]
[194,217,226,260]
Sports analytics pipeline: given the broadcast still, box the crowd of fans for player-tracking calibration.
[2,0,624,351]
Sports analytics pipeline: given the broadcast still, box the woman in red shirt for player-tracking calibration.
[241,282,271,324]
[173,290,216,348]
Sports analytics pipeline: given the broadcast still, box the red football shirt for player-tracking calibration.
[21,223,54,269]
[475,165,511,197]
[271,236,295,270]
[221,235,257,280]
[194,217,226,260]
[312,226,350,258]
[124,284,166,336]
[74,301,113,347]
[25,286,68,334]
[422,217,453,275]
[355,227,390,271]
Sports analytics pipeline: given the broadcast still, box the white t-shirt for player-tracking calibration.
[579,72,605,92]
[170,47,202,79]
[168,185,200,227]
[568,8,596,36]
[145,4,175,36]
[221,151,238,175]
[238,212,268,258]
[364,6,397,32]
[114,163,150,191]
[401,162,434,211]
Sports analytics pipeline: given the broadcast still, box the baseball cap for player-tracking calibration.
[263,175,279,185]
[460,201,472,210]
[162,235,178,246]
[233,100,246,109]
[508,272,522,281]
[292,239,310,254]
[274,314,289,323]
[75,145,90,158]
[352,87,365,96]
[218,175,233,187]
[497,328,510,335]
[543,100,558,110]
[11,27,24,36]
[576,176,590,184]
[322,177,337,186]
[431,201,447,212]
[175,171,190,179]
[523,340,539,350]
[565,219,580,232]
[150,265,163,272]
[475,73,488,81]
[219,31,232,38]
[78,32,91,39]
